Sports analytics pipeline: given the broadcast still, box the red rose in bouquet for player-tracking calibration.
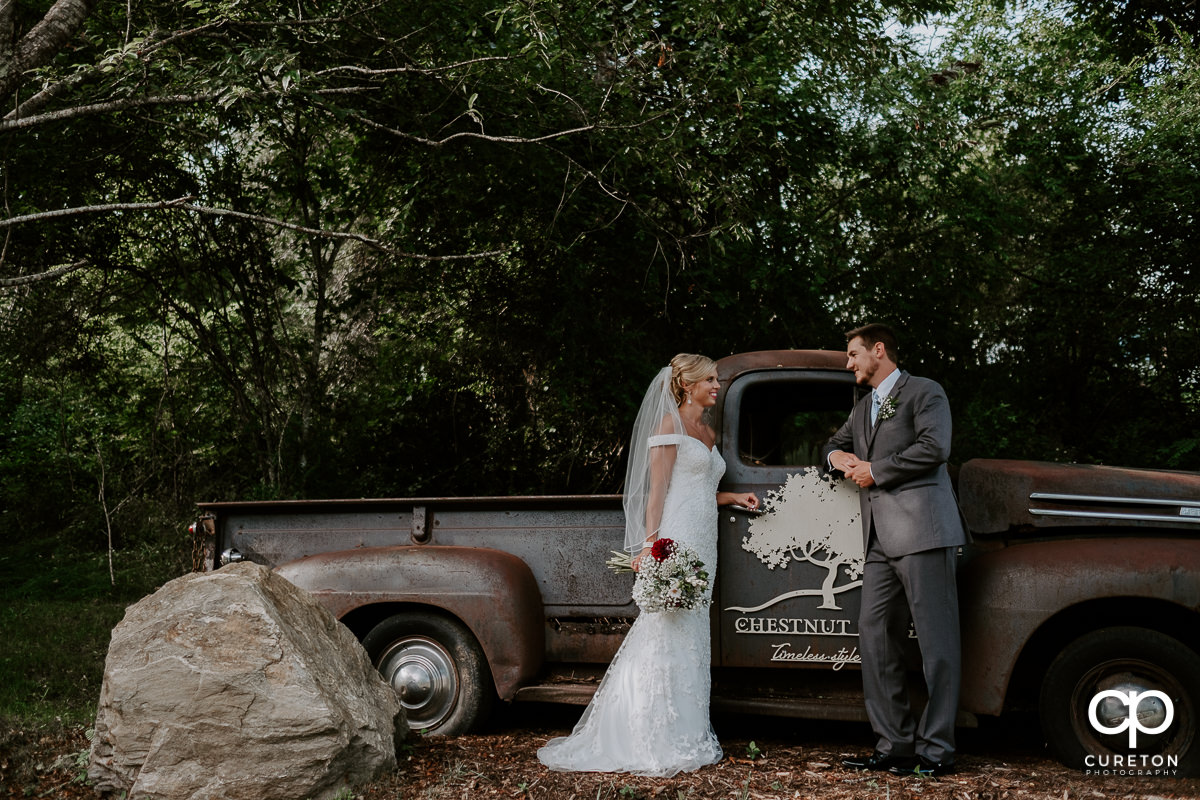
[650,538,674,562]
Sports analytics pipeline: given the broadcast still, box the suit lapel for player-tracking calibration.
[855,393,872,451]
[866,371,909,452]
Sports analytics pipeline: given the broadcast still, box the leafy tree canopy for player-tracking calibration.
[1,0,1196,579]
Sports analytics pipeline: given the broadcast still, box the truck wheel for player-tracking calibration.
[362,612,495,736]
[1040,626,1199,776]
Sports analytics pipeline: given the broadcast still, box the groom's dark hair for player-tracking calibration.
[846,323,899,364]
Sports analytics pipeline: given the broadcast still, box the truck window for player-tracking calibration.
[736,379,854,467]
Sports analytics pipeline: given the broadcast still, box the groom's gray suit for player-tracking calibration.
[823,371,967,764]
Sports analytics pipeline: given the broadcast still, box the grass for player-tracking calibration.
[0,599,127,722]
[0,532,188,723]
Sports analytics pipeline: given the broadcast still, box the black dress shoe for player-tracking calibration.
[888,756,956,777]
[841,751,916,771]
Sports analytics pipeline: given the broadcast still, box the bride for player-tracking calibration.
[537,354,759,777]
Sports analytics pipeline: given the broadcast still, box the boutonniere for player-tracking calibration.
[877,393,899,421]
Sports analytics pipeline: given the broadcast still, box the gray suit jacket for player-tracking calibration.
[823,371,967,558]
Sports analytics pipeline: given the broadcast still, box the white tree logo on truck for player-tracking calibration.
[728,468,863,612]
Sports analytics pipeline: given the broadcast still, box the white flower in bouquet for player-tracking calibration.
[624,538,711,613]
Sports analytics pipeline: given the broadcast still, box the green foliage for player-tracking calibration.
[827,1,1200,469]
[0,0,1196,655]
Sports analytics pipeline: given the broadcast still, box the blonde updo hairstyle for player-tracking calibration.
[669,353,717,406]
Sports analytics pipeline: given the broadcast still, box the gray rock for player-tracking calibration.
[89,562,405,800]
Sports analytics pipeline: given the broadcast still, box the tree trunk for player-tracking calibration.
[0,0,99,106]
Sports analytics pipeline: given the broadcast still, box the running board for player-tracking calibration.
[513,682,976,727]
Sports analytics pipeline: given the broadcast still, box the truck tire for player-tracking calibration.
[1040,626,1199,776]
[362,612,495,736]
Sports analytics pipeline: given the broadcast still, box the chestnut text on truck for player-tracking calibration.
[189,350,1200,776]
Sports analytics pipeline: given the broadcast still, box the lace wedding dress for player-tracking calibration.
[537,433,724,777]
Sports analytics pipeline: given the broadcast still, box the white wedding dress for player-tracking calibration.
[538,434,724,776]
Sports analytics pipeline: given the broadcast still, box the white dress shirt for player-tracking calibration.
[872,368,901,423]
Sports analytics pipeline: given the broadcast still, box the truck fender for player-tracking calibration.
[274,545,544,700]
[958,537,1200,716]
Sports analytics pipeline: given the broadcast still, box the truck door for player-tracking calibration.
[714,369,867,672]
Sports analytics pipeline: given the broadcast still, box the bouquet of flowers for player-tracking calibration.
[606,538,711,613]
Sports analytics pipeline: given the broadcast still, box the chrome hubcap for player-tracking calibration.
[1073,660,1188,756]
[377,636,458,729]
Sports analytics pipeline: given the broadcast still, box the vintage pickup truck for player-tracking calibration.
[190,350,1200,775]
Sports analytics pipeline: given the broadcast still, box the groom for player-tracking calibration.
[822,323,967,777]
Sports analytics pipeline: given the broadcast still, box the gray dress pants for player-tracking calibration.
[858,530,961,763]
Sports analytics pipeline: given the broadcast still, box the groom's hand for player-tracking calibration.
[845,461,876,488]
[828,450,859,474]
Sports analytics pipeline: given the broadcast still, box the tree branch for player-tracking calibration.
[314,55,516,78]
[352,112,597,147]
[4,13,354,121]
[0,199,509,264]
[0,259,87,287]
[0,93,220,131]
[4,70,89,122]
[1,86,380,131]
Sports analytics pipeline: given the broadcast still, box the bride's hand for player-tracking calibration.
[737,492,760,510]
[631,549,647,571]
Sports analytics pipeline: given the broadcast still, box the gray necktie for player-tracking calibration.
[871,390,880,426]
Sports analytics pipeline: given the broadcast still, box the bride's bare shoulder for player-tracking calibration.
[655,415,678,436]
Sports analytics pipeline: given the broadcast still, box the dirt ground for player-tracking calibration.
[4,705,1197,799]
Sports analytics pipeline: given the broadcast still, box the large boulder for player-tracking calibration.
[88,562,405,800]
